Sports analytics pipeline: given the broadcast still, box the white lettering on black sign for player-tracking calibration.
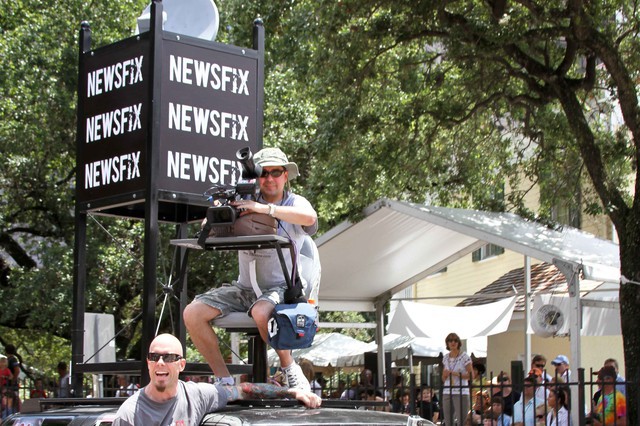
[86,103,143,143]
[167,150,240,184]
[168,102,248,141]
[169,54,249,95]
[84,151,141,189]
[87,56,144,97]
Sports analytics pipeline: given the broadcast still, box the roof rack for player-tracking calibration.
[25,396,388,412]
[229,398,390,409]
[22,397,126,413]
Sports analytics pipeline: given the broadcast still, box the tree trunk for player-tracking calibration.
[618,213,640,425]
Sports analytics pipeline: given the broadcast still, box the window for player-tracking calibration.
[472,244,504,262]
[551,202,581,228]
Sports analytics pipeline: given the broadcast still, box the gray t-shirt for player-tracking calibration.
[113,381,227,426]
[236,191,318,291]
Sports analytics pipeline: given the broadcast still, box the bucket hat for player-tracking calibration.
[254,147,299,181]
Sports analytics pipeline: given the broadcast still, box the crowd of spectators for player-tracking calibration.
[295,351,627,426]
[436,354,626,425]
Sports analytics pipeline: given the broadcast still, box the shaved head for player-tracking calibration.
[150,334,184,356]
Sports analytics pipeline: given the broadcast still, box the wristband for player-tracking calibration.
[268,203,276,217]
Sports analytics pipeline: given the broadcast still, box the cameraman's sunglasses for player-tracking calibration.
[147,353,183,363]
[260,168,287,178]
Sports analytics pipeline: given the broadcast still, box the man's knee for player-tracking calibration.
[183,301,219,329]
[250,301,274,325]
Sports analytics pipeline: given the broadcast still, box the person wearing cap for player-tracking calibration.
[588,365,626,426]
[183,147,318,392]
[602,358,626,396]
[550,355,571,383]
[592,359,627,405]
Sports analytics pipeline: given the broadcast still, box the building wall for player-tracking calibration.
[415,249,543,306]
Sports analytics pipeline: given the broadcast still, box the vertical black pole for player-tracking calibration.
[251,17,267,383]
[71,21,92,398]
[141,0,164,386]
[578,368,586,425]
[176,223,189,349]
[253,18,264,149]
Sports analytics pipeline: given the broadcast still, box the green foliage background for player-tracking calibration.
[2,0,640,417]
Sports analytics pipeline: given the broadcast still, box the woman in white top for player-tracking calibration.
[546,386,571,426]
[441,332,473,426]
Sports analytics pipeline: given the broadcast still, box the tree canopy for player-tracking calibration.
[2,0,639,419]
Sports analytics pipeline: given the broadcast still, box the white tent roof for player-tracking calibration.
[316,199,620,311]
[267,332,371,368]
[335,333,487,368]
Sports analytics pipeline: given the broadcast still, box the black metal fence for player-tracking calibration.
[317,367,637,425]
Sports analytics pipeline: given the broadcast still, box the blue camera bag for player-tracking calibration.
[267,303,318,350]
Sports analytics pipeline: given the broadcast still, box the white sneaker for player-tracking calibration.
[214,376,235,386]
[283,363,311,392]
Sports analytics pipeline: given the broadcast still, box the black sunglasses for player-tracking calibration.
[147,353,183,363]
[260,168,287,178]
[535,363,545,368]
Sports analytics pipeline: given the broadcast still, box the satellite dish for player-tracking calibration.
[531,303,565,338]
[135,0,219,42]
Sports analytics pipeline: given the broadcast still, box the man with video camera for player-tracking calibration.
[183,147,318,391]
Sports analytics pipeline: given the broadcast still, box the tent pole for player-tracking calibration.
[553,258,582,426]
[375,300,386,392]
[524,256,532,372]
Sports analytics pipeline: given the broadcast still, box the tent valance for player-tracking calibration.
[387,297,517,340]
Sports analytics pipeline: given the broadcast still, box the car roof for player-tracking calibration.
[3,405,118,426]
[203,405,430,425]
[3,399,433,426]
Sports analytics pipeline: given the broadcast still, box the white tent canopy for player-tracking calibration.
[316,199,620,312]
[315,198,621,397]
[267,332,371,368]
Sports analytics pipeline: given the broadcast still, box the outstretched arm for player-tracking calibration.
[221,382,322,408]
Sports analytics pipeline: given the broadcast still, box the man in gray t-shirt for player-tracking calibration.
[183,147,319,391]
[114,334,321,426]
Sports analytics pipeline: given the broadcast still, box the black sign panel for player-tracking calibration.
[77,35,150,204]
[158,39,261,197]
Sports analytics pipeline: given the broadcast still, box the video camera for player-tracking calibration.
[197,147,263,245]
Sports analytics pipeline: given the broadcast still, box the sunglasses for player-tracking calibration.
[260,168,287,178]
[535,363,545,368]
[147,353,183,363]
